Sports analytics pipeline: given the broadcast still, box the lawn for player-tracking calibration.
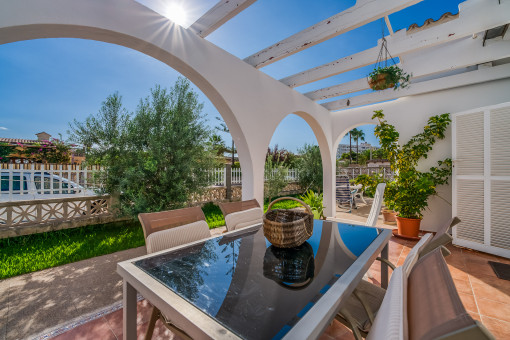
[0,197,303,279]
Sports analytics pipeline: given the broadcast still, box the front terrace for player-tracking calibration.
[1,0,510,339]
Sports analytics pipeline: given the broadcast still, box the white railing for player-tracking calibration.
[0,163,103,201]
[207,167,299,186]
[232,168,242,184]
[337,166,394,180]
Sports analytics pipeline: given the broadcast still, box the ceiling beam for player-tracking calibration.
[243,0,422,69]
[189,0,256,38]
[304,78,368,101]
[305,33,510,101]
[322,63,510,111]
[281,0,510,88]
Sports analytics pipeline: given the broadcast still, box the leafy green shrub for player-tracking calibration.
[296,144,323,193]
[300,190,325,219]
[264,159,289,202]
[372,110,452,219]
[202,202,225,228]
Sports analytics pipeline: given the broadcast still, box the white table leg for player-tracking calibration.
[123,280,137,340]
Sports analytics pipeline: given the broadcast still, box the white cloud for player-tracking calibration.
[0,127,7,131]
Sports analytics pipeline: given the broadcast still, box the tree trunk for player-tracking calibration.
[349,133,352,164]
[231,139,235,166]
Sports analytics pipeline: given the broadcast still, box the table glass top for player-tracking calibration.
[134,220,381,339]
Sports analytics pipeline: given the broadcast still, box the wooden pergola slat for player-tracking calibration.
[189,0,256,38]
[322,64,510,111]
[243,0,422,69]
[281,0,510,88]
[305,33,510,102]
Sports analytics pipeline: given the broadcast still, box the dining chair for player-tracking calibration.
[336,216,461,339]
[366,248,494,340]
[138,206,211,339]
[218,199,263,232]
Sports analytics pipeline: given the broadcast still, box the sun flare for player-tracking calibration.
[164,3,188,26]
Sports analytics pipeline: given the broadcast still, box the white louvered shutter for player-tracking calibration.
[453,102,510,258]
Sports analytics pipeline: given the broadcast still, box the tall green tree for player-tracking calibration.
[350,128,365,163]
[215,117,236,165]
[296,144,323,193]
[120,80,216,216]
[68,78,216,218]
[68,92,130,195]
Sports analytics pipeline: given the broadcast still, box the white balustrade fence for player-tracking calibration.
[337,166,394,180]
[207,167,300,186]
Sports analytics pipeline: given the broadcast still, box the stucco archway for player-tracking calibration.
[1,0,336,206]
[264,111,335,217]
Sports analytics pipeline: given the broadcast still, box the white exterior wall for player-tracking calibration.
[330,78,510,232]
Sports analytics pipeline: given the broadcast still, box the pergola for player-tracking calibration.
[1,0,509,252]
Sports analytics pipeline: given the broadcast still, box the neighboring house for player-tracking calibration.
[0,132,85,164]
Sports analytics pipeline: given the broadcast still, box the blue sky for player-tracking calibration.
[0,0,463,153]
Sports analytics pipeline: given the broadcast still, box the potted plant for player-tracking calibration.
[368,65,411,91]
[372,110,452,237]
[353,174,397,224]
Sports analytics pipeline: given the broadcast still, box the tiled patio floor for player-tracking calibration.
[45,237,510,340]
[2,207,510,339]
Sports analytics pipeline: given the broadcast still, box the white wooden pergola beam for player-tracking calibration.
[189,0,256,38]
[305,33,510,101]
[243,0,422,69]
[322,63,510,111]
[281,0,510,88]
[304,78,368,101]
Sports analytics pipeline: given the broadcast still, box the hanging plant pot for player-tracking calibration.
[368,73,395,91]
[367,65,409,91]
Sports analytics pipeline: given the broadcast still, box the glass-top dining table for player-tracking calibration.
[117,220,391,340]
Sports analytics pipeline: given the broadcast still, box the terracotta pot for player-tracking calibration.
[382,209,397,224]
[368,73,394,91]
[396,216,421,237]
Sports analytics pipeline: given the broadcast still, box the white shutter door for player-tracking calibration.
[453,102,510,258]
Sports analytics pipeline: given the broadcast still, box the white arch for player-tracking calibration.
[0,0,335,207]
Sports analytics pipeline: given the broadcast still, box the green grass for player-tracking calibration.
[0,221,145,279]
[0,197,305,279]
[202,202,225,228]
[264,194,302,211]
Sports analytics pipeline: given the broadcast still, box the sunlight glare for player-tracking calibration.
[164,3,188,26]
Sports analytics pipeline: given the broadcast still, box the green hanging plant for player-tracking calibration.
[368,65,411,91]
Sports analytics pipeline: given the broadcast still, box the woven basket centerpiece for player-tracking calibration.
[263,197,314,248]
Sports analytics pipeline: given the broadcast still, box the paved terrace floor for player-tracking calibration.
[1,207,509,339]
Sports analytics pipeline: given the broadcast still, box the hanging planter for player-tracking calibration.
[367,23,411,91]
[368,65,410,91]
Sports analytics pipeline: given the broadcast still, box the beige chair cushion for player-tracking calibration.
[366,266,405,340]
[224,207,263,232]
[146,220,211,254]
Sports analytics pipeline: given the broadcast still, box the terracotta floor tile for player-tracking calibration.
[52,317,116,340]
[470,279,510,305]
[322,319,355,340]
[458,292,478,314]
[447,264,470,282]
[464,261,498,279]
[454,279,473,295]
[480,316,510,340]
[477,297,510,323]
[468,312,481,322]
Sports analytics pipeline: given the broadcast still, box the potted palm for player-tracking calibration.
[372,110,452,238]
